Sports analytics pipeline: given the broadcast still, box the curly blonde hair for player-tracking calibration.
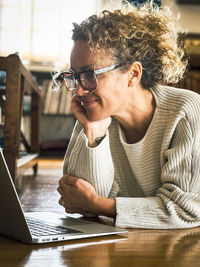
[72,1,187,90]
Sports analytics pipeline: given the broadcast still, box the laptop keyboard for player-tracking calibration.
[26,217,81,236]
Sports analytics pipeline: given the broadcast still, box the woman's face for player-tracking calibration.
[70,40,130,121]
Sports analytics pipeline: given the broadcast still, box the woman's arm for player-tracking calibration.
[63,120,115,198]
[58,174,116,217]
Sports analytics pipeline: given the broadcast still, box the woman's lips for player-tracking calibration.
[81,99,99,107]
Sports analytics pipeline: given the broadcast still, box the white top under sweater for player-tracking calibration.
[63,85,200,229]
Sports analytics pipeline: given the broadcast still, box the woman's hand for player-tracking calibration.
[57,175,97,214]
[71,96,111,147]
[57,175,116,218]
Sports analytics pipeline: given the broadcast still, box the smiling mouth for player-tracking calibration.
[82,99,98,107]
[73,94,99,107]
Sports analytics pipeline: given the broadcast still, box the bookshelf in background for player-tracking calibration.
[41,80,72,116]
[23,70,74,157]
[37,78,75,157]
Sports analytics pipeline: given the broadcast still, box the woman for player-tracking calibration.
[55,1,200,229]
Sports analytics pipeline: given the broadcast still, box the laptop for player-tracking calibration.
[0,148,127,244]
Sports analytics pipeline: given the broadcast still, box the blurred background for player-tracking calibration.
[1,0,200,71]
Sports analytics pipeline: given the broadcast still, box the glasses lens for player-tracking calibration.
[80,71,97,91]
[63,73,76,90]
[53,74,63,89]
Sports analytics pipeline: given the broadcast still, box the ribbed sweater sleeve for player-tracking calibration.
[63,121,114,197]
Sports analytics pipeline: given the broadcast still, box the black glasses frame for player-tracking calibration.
[52,63,124,91]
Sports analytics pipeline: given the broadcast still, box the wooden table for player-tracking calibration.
[1,226,200,267]
[1,159,200,267]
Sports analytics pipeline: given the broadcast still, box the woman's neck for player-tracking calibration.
[114,88,156,144]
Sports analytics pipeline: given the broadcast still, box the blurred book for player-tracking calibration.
[42,79,72,115]
[0,123,3,148]
[0,70,6,90]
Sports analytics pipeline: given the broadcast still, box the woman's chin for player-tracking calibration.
[86,111,105,122]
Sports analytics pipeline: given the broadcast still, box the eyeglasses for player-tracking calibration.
[52,63,124,92]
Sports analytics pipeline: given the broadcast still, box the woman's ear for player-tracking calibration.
[128,61,143,86]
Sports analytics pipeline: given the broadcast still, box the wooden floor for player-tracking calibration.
[1,158,200,267]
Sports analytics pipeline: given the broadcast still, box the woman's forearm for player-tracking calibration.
[92,196,116,218]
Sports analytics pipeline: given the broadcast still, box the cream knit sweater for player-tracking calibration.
[63,85,200,229]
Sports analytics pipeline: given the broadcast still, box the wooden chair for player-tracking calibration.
[0,54,41,184]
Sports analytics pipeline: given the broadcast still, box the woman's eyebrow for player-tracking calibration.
[70,64,94,72]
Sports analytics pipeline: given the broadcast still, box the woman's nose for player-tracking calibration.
[74,81,90,96]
